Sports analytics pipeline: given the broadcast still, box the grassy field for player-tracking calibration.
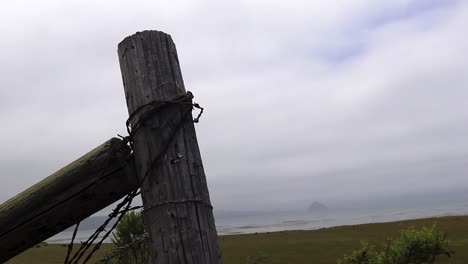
[6,215,468,264]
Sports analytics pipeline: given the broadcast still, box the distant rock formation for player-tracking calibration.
[308,201,328,213]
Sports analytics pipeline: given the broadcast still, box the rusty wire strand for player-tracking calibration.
[63,91,203,264]
[64,222,80,264]
[66,190,137,264]
[82,190,139,264]
[95,232,150,264]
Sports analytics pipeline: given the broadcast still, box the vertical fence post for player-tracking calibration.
[118,30,222,263]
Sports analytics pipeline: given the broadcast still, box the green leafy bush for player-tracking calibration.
[338,225,453,264]
[111,211,150,264]
[338,242,381,264]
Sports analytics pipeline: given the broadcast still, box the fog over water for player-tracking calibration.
[48,195,468,243]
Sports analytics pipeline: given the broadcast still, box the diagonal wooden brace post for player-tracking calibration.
[118,30,223,263]
[0,138,137,263]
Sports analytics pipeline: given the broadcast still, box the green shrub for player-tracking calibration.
[338,225,453,264]
[338,242,381,264]
[111,211,150,264]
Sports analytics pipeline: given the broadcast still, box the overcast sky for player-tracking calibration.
[1,0,468,211]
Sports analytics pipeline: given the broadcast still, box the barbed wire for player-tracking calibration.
[64,190,138,264]
[64,222,80,264]
[63,91,203,264]
[95,232,150,264]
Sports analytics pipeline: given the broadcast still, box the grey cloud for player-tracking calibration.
[1,0,468,212]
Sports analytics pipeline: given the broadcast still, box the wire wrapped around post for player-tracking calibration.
[63,92,204,264]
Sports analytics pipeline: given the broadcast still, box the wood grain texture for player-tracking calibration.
[118,30,222,264]
[0,138,137,263]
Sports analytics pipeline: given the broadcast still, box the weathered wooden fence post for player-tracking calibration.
[118,31,222,263]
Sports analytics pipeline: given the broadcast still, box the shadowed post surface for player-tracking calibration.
[118,30,222,264]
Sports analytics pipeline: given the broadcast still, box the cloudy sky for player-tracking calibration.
[1,0,468,211]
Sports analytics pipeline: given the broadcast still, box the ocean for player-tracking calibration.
[46,198,468,244]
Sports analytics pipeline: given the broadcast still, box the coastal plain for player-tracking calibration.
[6,215,468,264]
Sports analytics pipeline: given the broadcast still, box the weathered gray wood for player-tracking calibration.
[118,30,222,264]
[0,138,137,263]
